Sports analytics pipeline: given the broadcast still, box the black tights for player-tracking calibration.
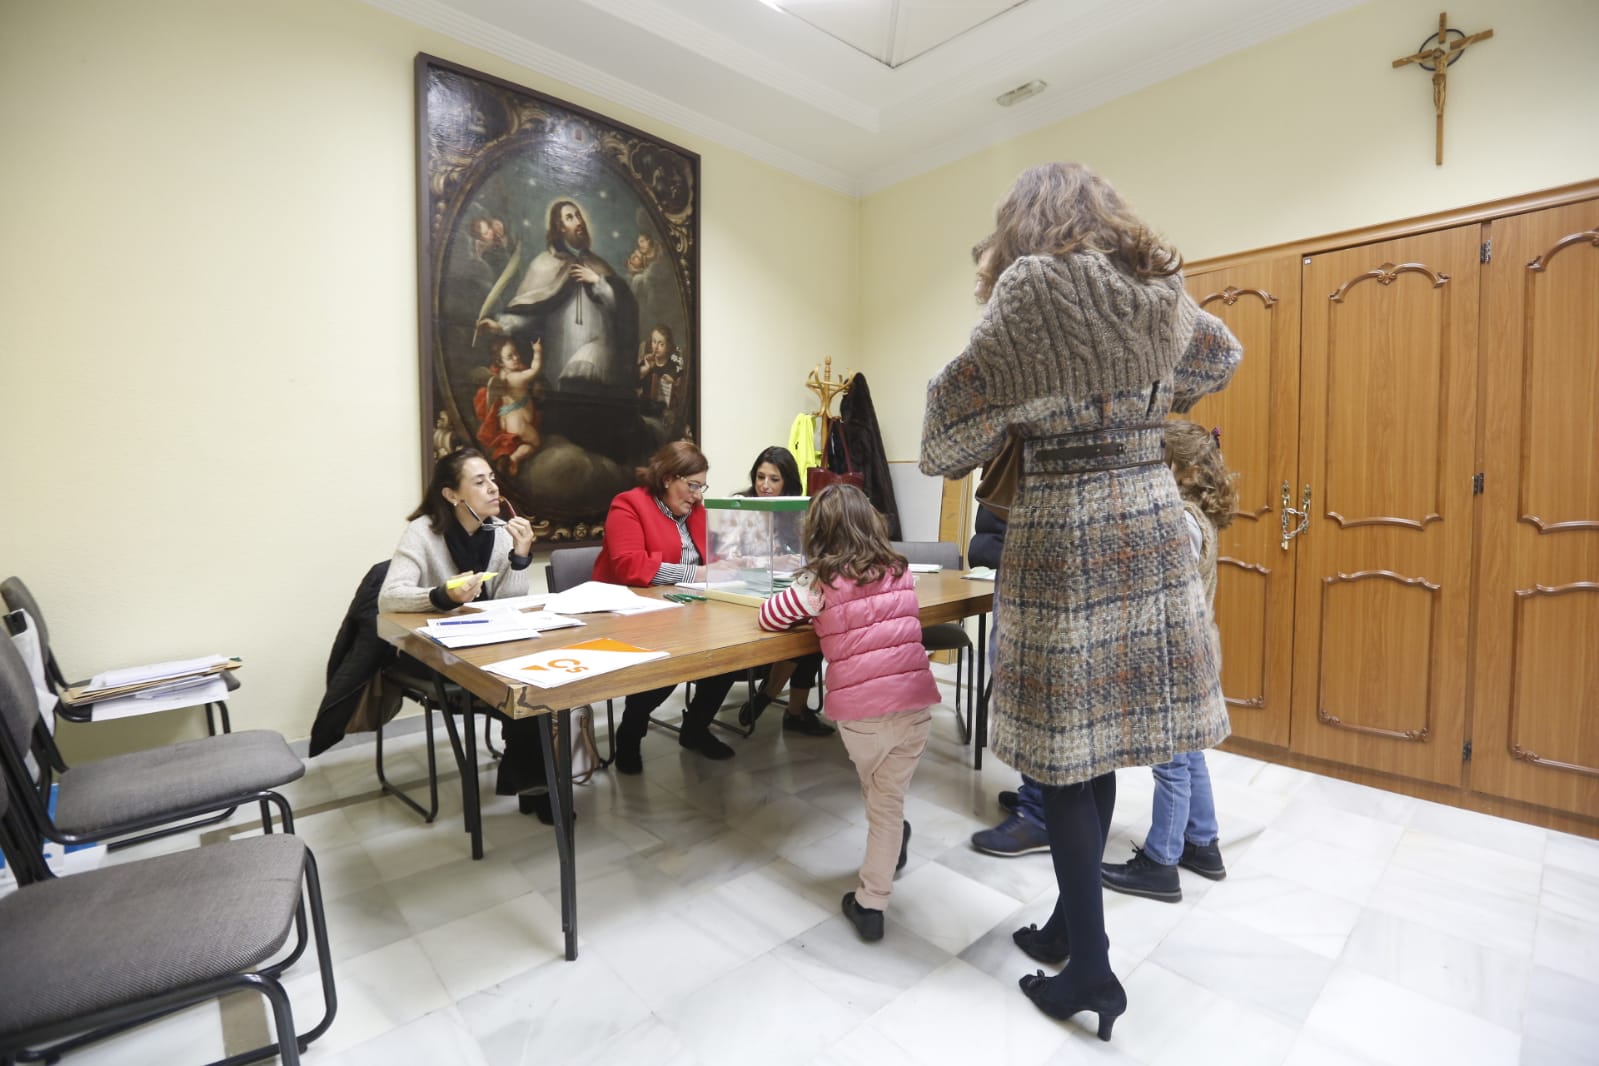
[1036,772,1117,985]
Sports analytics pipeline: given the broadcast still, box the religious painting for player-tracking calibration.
[415,54,700,544]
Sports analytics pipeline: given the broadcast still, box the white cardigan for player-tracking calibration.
[377,516,532,613]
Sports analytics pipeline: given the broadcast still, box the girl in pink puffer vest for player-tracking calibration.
[759,484,941,942]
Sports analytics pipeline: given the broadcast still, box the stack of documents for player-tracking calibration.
[68,656,238,721]
[423,611,584,649]
[962,567,997,581]
[908,563,943,574]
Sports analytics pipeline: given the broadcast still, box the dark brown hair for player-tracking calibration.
[974,162,1182,302]
[638,440,708,496]
[742,446,802,497]
[801,483,907,587]
[545,199,585,248]
[408,448,490,533]
[1164,421,1238,531]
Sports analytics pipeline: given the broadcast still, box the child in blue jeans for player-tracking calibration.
[1100,422,1236,903]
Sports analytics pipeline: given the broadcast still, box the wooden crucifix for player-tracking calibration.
[1393,11,1494,166]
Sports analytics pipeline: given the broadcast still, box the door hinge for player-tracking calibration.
[1462,740,1473,762]
[1480,240,1493,264]
[1473,472,1485,494]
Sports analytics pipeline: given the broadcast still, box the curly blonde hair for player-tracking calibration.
[801,484,907,588]
[974,162,1182,302]
[1164,421,1238,531]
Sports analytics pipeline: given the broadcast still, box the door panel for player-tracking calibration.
[1471,201,1599,813]
[1185,257,1301,748]
[1292,226,1481,785]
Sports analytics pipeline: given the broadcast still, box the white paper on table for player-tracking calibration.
[908,563,942,573]
[86,655,231,693]
[545,581,679,615]
[483,638,668,689]
[962,567,997,581]
[425,614,539,649]
[91,677,230,720]
[462,593,552,613]
[519,613,586,633]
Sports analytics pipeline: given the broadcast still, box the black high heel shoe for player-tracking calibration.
[1018,970,1126,1041]
[1012,923,1069,966]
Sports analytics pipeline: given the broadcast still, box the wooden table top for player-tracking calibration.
[377,571,993,719]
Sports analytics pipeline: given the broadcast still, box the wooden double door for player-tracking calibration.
[1184,193,1599,820]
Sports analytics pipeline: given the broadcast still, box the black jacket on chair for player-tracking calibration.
[968,505,1009,571]
[309,561,400,757]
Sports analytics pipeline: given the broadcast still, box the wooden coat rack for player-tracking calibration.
[805,356,855,419]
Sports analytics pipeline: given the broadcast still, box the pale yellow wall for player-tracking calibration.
[860,0,1599,459]
[0,0,856,756]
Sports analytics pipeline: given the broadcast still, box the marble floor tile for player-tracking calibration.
[774,903,952,1014]
[1194,868,1363,959]
[1113,959,1300,1066]
[1338,907,1532,1031]
[384,848,536,932]
[1303,966,1521,1066]
[1388,828,1544,900]
[570,1016,703,1066]
[314,1007,492,1066]
[1539,864,1599,928]
[415,890,567,1000]
[457,950,654,1066]
[868,958,1071,1066]
[659,953,866,1066]
[1368,863,1540,959]
[1404,798,1548,863]
[283,936,451,1057]
[1229,826,1391,906]
[889,857,1032,955]
[1543,831,1599,881]
[1531,909,1599,983]
[1152,907,1337,1024]
[1522,965,1599,1061]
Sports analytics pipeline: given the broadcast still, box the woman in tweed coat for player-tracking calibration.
[919,163,1240,1037]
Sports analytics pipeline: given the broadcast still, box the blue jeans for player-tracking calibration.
[1142,751,1218,865]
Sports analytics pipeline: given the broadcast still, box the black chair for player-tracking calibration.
[545,547,620,752]
[891,541,976,742]
[0,636,304,855]
[0,735,337,1065]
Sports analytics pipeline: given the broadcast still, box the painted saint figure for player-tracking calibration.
[474,335,543,477]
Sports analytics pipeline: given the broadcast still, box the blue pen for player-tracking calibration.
[437,617,491,625]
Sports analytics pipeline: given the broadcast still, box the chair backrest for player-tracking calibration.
[546,546,604,593]
[0,578,63,690]
[890,540,962,570]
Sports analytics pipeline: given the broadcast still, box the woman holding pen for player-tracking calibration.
[379,448,553,820]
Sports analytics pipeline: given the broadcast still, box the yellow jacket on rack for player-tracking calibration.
[788,412,821,482]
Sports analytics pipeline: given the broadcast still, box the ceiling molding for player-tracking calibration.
[579,0,881,130]
[364,0,862,195]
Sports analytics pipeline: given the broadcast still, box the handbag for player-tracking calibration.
[807,416,866,495]
[567,704,601,785]
[974,433,1022,521]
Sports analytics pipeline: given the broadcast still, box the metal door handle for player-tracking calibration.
[1280,481,1310,551]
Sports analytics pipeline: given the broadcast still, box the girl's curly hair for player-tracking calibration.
[1164,421,1238,531]
[801,483,907,588]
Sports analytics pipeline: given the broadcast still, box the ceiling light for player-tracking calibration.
[996,80,1046,107]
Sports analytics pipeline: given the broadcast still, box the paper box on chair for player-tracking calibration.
[700,496,810,607]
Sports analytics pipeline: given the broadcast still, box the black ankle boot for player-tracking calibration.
[613,728,645,775]
[679,728,734,760]
[737,689,773,728]
[1101,845,1181,902]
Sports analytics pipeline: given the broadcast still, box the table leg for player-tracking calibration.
[539,710,578,960]
[974,614,988,771]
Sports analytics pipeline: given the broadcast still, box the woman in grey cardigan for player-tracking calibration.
[919,163,1241,1039]
[378,449,553,819]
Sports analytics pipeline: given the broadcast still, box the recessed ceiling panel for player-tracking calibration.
[772,0,1031,67]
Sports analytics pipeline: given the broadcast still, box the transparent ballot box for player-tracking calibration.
[700,495,810,607]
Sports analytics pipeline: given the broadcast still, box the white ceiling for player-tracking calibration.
[370,0,1367,195]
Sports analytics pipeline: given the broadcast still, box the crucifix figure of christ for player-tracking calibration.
[1392,11,1494,166]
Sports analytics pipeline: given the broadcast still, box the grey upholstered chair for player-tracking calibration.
[891,541,976,742]
[0,637,303,853]
[0,747,337,1065]
[545,546,621,752]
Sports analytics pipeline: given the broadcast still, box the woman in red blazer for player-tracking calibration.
[594,441,741,773]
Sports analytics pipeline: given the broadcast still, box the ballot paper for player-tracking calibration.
[544,581,680,615]
[483,638,667,689]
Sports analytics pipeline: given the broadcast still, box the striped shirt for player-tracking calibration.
[651,495,702,586]
[758,573,826,630]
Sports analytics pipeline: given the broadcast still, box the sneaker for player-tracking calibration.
[1100,845,1181,902]
[679,729,735,760]
[998,790,1020,813]
[1179,839,1227,880]
[897,820,911,872]
[970,812,1050,857]
[841,891,884,941]
[782,710,835,736]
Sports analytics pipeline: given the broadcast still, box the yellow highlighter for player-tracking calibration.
[445,571,498,590]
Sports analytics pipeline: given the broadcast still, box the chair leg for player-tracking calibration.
[104,805,240,851]
[375,704,440,823]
